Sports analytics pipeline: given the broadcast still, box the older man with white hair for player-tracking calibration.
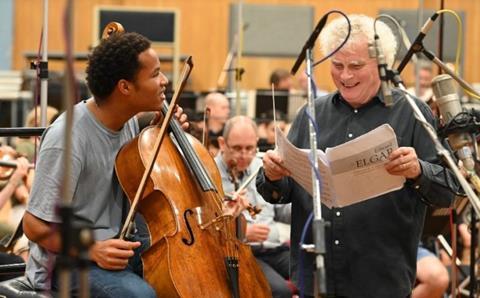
[257,14,458,297]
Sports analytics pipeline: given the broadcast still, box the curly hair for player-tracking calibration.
[86,32,151,103]
[320,14,398,67]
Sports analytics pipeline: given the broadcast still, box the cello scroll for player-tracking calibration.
[101,22,124,39]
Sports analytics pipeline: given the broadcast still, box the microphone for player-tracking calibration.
[431,74,473,151]
[397,13,439,74]
[291,13,329,75]
[370,34,393,107]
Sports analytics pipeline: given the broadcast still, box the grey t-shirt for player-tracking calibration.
[25,100,139,290]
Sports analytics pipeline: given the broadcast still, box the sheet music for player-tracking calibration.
[275,127,336,208]
[275,124,405,208]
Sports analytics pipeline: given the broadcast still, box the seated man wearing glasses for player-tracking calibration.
[214,115,292,298]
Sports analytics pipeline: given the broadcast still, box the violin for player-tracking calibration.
[0,146,33,235]
[226,160,262,243]
[0,146,18,181]
[0,146,34,181]
[226,159,262,219]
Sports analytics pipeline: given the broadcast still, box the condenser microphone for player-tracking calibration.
[397,13,439,74]
[370,34,393,107]
[431,74,472,151]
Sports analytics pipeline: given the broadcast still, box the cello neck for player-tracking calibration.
[161,102,217,193]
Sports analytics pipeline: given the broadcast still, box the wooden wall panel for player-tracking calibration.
[12,0,480,93]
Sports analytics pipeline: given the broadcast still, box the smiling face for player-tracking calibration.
[129,48,169,112]
[330,39,381,108]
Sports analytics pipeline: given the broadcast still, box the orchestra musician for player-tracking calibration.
[256,14,460,297]
[21,32,248,297]
[215,116,292,298]
[0,147,30,243]
[204,92,231,156]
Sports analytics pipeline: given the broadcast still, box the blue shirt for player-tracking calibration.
[214,155,290,248]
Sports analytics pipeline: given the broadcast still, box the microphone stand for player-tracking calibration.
[468,188,478,297]
[395,78,480,297]
[290,14,331,296]
[289,10,351,296]
[462,148,480,297]
[388,68,480,229]
[216,24,248,92]
[39,0,49,127]
[305,48,328,297]
[58,1,93,297]
[422,49,480,98]
[396,35,480,99]
[27,0,49,145]
[234,0,245,116]
[396,42,480,295]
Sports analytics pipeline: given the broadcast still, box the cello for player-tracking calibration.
[110,25,271,297]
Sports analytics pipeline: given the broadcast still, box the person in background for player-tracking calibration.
[257,14,459,297]
[14,106,59,162]
[270,69,294,91]
[0,146,31,261]
[296,70,328,98]
[407,60,435,104]
[413,245,449,298]
[204,92,230,155]
[257,110,288,153]
[0,148,30,238]
[215,116,292,298]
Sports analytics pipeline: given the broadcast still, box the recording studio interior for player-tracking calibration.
[0,1,480,297]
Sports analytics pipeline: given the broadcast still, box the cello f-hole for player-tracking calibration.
[181,209,195,246]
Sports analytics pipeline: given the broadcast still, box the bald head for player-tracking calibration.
[205,92,230,128]
[222,115,258,140]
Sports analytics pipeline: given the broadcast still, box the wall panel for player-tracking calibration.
[12,0,480,93]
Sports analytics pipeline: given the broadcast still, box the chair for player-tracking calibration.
[0,276,51,298]
[0,220,51,297]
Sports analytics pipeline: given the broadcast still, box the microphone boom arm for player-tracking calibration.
[422,49,480,98]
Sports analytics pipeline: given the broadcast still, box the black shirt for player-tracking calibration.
[256,89,459,297]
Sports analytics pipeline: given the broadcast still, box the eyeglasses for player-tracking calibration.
[225,143,257,156]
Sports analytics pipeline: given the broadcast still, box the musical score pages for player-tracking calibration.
[275,124,405,208]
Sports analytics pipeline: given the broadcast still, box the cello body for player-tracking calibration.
[115,125,271,297]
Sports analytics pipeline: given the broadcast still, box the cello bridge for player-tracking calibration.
[199,214,233,230]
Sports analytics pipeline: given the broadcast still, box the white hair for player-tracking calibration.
[319,14,398,67]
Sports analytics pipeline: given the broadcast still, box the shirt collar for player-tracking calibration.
[332,89,385,108]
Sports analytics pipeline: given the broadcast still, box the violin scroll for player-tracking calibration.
[225,159,262,218]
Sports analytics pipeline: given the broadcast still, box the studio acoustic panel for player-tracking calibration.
[379,9,465,64]
[229,4,314,57]
[93,6,178,45]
